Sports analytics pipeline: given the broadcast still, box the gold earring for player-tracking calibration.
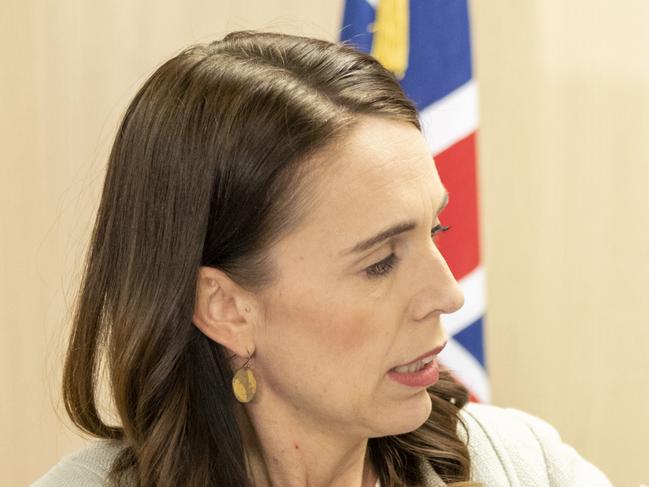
[232,348,257,403]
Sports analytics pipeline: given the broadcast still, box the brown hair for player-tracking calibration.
[62,30,480,487]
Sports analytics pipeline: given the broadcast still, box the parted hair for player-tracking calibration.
[62,30,481,487]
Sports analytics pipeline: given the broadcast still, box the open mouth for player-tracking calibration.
[390,355,435,373]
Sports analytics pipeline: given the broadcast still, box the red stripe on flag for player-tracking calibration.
[433,132,480,282]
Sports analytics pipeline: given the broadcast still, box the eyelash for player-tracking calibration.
[364,224,451,279]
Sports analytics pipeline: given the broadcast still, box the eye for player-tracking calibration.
[364,224,451,279]
[431,223,451,243]
[365,253,399,279]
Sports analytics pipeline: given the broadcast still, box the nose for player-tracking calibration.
[441,262,465,314]
[413,243,465,319]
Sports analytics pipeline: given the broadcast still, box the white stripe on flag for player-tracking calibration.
[439,337,491,403]
[441,265,486,337]
[420,80,479,156]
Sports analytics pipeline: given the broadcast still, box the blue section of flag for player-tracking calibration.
[340,0,376,53]
[339,0,473,110]
[401,0,473,109]
[453,317,486,368]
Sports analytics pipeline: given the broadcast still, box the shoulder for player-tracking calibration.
[456,401,614,487]
[29,439,124,487]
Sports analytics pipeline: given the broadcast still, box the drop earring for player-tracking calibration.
[232,348,257,403]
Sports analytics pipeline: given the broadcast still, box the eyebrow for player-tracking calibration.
[342,190,449,256]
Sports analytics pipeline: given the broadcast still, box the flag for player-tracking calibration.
[340,0,489,403]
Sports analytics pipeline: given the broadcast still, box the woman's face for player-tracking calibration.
[252,115,464,439]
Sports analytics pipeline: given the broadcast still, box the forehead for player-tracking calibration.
[312,116,441,218]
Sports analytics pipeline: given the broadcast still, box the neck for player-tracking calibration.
[233,401,378,487]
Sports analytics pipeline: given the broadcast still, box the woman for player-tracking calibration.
[31,30,613,487]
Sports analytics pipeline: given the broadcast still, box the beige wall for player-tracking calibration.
[471,2,649,485]
[1,1,647,486]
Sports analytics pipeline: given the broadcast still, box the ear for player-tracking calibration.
[192,266,256,358]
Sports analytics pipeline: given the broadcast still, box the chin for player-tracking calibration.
[382,388,433,436]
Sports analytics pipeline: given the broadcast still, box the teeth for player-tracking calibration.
[393,356,434,374]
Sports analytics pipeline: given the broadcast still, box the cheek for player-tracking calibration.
[258,287,391,388]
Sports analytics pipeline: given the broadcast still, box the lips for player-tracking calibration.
[391,340,447,370]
